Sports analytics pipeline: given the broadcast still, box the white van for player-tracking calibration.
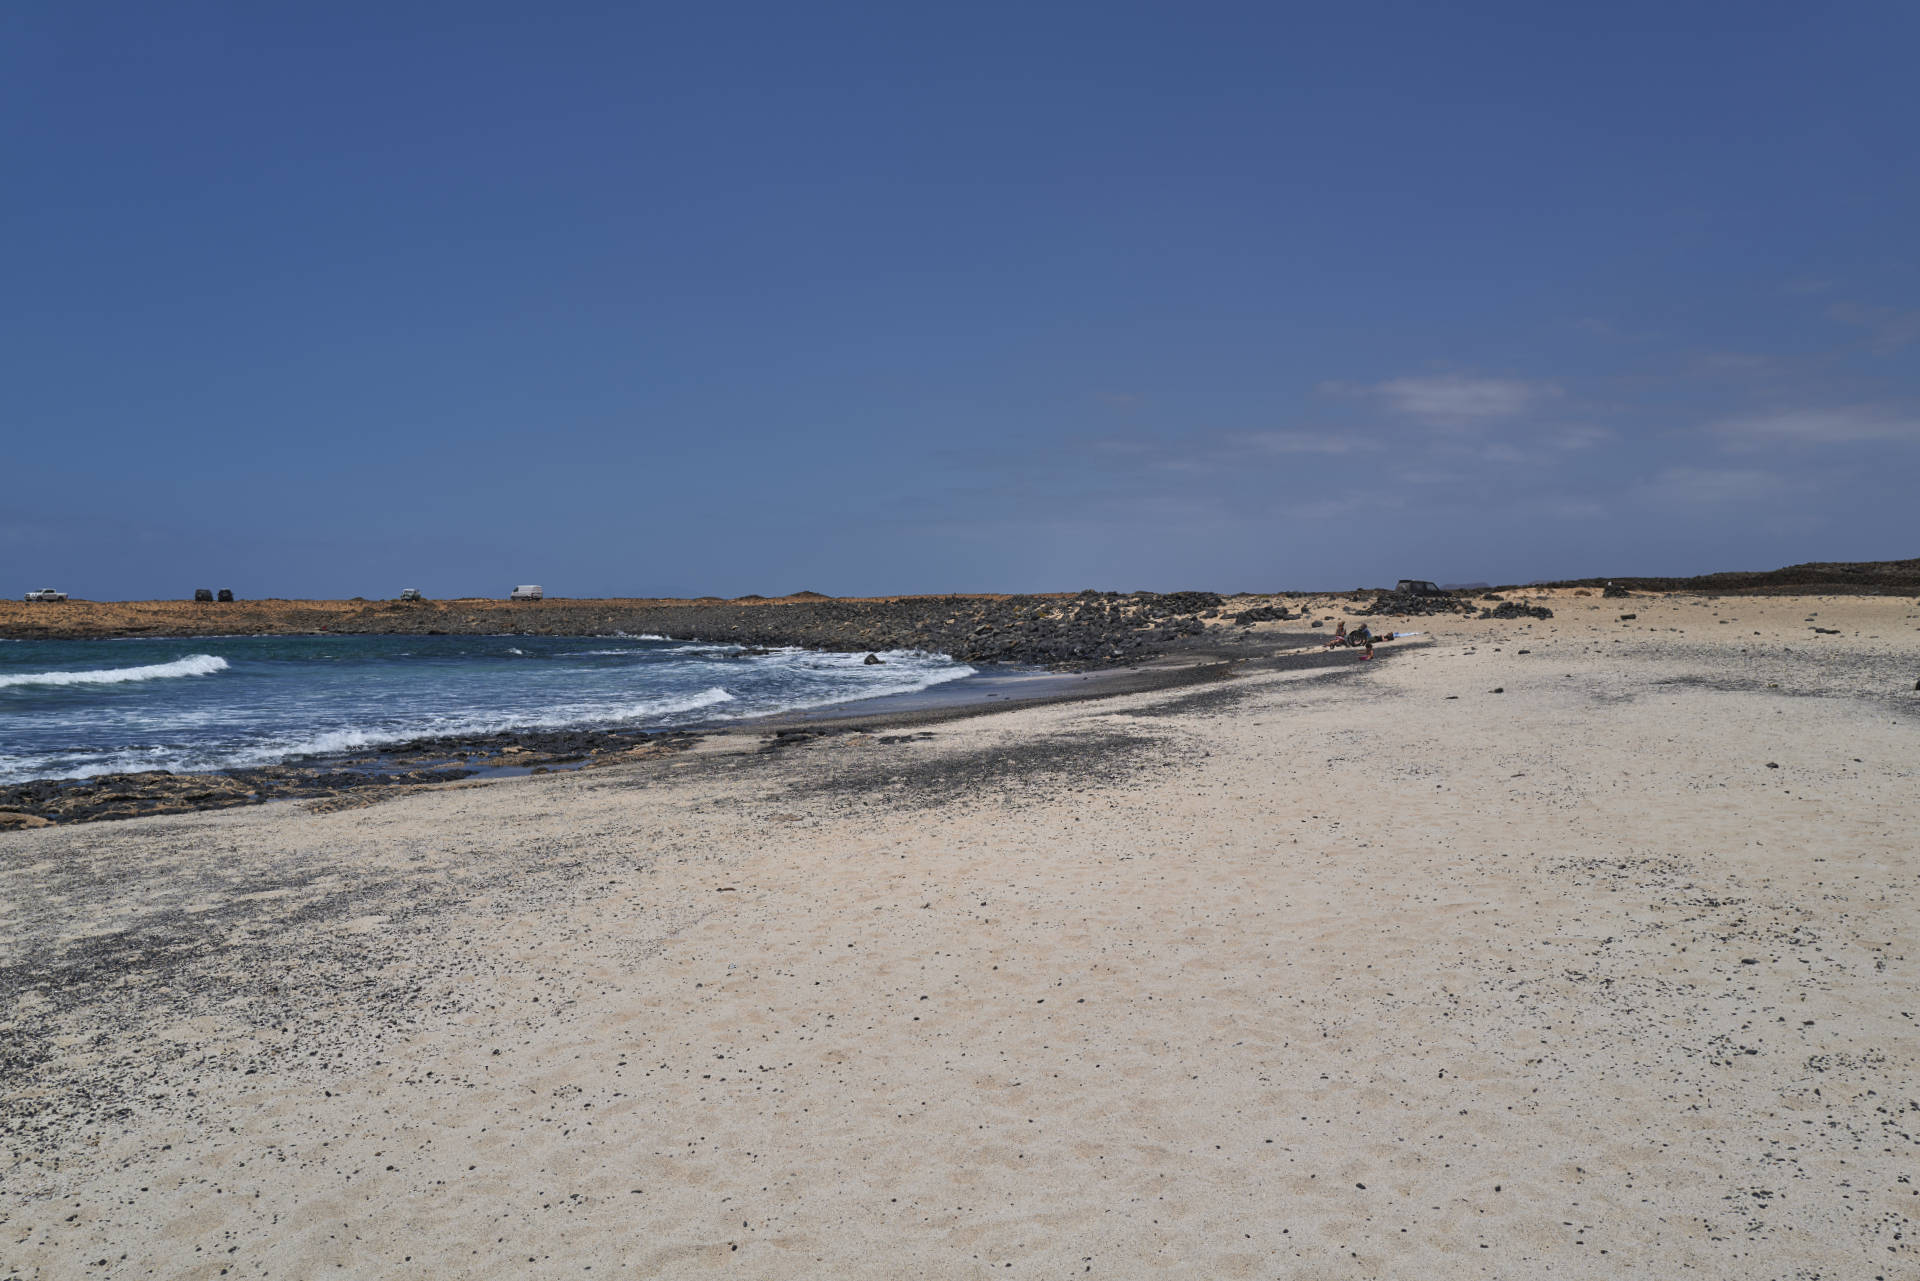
[509,585,543,601]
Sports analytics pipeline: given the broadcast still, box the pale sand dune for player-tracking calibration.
[4,591,1918,1278]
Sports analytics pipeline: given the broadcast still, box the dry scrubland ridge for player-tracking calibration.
[1542,555,1920,595]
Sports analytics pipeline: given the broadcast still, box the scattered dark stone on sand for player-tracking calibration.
[1490,687,1505,694]
[1232,605,1292,625]
[1603,583,1631,598]
[1619,613,1638,621]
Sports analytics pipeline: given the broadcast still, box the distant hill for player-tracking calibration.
[1541,558,1920,595]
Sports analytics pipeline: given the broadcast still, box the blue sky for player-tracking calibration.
[4,2,1915,598]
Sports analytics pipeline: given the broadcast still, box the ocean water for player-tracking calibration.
[0,634,975,784]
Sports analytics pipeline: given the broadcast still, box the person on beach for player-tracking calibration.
[1324,620,1348,648]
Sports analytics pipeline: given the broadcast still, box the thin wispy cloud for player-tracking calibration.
[1689,351,1784,376]
[1290,489,1403,522]
[1636,466,1790,506]
[1230,430,1374,455]
[1828,302,1920,354]
[1551,425,1612,451]
[1712,406,1920,449]
[1326,374,1563,426]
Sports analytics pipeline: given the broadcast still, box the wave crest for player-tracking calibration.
[0,654,230,690]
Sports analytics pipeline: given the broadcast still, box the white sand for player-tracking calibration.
[4,590,1918,1278]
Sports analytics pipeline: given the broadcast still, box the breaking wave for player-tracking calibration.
[234,687,741,767]
[0,654,230,690]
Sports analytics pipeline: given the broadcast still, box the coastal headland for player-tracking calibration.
[6,556,1916,654]
[5,586,1918,1277]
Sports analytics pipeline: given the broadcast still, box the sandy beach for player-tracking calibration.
[5,589,1918,1279]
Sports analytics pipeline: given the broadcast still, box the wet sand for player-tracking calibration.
[4,590,1918,1278]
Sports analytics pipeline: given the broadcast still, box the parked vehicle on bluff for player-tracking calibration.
[193,588,213,602]
[218,588,234,602]
[399,588,425,601]
[510,584,544,601]
[1395,579,1445,596]
[23,587,68,602]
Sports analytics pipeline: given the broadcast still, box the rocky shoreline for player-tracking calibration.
[36,563,1899,829]
[1,590,1360,829]
[0,725,705,828]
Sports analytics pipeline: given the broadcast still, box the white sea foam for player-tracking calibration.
[615,685,734,717]
[0,654,230,690]
[698,656,975,721]
[222,687,742,769]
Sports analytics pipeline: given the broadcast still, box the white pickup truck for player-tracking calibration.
[24,587,68,602]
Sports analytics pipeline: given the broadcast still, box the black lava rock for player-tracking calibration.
[1479,601,1554,620]
[1364,590,1469,618]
